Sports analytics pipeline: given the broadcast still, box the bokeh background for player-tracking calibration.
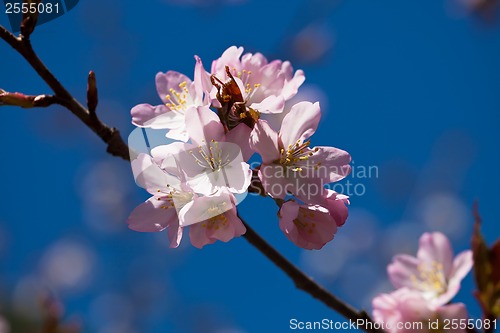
[1,0,500,332]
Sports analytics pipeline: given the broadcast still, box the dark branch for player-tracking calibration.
[0,25,130,160]
[240,216,385,333]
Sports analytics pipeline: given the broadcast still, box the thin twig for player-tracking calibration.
[0,25,130,160]
[1,23,385,333]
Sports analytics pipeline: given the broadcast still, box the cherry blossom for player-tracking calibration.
[250,101,351,204]
[372,288,469,333]
[387,232,473,307]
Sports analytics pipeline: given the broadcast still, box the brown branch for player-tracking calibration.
[240,215,385,333]
[0,25,130,160]
[1,22,384,333]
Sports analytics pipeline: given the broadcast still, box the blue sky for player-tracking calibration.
[1,0,499,332]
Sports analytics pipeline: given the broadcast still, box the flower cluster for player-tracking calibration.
[372,232,473,332]
[128,46,351,249]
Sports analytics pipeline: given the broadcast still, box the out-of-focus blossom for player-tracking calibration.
[387,232,473,307]
[373,288,469,333]
[40,240,96,293]
[0,316,9,333]
[289,23,335,64]
[250,101,351,204]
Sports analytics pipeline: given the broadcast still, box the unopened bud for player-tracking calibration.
[0,91,35,108]
[87,71,98,114]
[20,0,41,38]
[0,90,56,108]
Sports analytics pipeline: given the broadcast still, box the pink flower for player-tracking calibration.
[372,288,469,333]
[131,59,207,142]
[127,153,188,248]
[278,192,348,250]
[127,153,246,248]
[387,232,473,307]
[207,46,305,115]
[250,101,351,204]
[186,190,246,249]
[151,106,252,195]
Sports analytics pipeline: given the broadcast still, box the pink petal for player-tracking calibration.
[387,254,420,289]
[279,201,337,250]
[241,51,268,72]
[225,123,254,161]
[131,104,180,128]
[185,106,224,146]
[127,196,179,233]
[178,192,233,227]
[438,250,473,305]
[131,153,180,193]
[309,146,352,182]
[249,120,279,164]
[290,175,328,206]
[450,250,473,283]
[279,101,321,148]
[155,71,192,104]
[188,199,245,249]
[212,46,244,74]
[435,303,468,329]
[250,95,285,114]
[194,55,212,103]
[258,164,293,200]
[281,62,305,100]
[150,142,195,178]
[166,127,189,142]
[325,190,349,227]
[417,232,454,276]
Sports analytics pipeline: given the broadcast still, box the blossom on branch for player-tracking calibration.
[372,288,469,333]
[278,190,348,250]
[128,46,351,250]
[250,101,351,204]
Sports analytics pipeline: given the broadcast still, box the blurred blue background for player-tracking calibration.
[1,0,499,332]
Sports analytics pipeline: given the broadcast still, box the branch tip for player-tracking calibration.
[87,70,98,115]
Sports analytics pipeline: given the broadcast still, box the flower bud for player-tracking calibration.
[20,0,41,38]
[87,71,98,114]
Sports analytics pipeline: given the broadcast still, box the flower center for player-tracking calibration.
[189,140,231,172]
[410,261,447,297]
[200,202,228,230]
[156,185,194,210]
[293,209,317,234]
[165,81,192,112]
[228,67,261,101]
[279,139,320,172]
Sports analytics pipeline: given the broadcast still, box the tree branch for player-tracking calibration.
[240,215,385,333]
[0,25,130,160]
